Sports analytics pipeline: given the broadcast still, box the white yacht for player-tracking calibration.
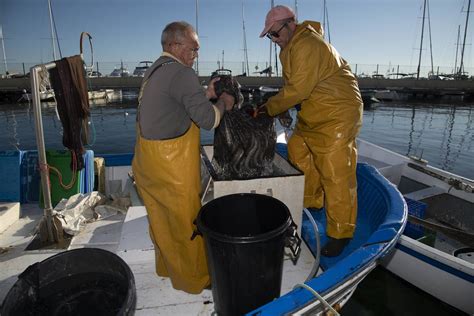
[132,61,153,77]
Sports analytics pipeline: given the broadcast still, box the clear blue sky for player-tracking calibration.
[0,0,471,75]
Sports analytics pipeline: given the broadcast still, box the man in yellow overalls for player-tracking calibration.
[259,6,363,257]
[132,21,234,293]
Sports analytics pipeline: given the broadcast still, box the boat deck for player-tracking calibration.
[117,206,315,314]
[0,201,316,315]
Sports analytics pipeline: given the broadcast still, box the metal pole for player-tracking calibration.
[325,1,331,43]
[454,25,460,74]
[47,0,57,61]
[0,25,8,74]
[242,1,250,76]
[269,0,274,77]
[294,0,298,20]
[458,0,471,77]
[427,0,434,75]
[222,50,224,69]
[417,0,427,80]
[31,62,56,242]
[195,0,199,75]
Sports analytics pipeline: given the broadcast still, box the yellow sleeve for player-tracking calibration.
[266,37,328,116]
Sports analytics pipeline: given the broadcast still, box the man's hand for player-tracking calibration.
[206,77,220,100]
[253,103,268,118]
[219,92,235,111]
[277,110,293,128]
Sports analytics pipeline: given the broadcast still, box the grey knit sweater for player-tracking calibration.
[138,55,218,140]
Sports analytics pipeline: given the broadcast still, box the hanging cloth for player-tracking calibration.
[50,55,90,170]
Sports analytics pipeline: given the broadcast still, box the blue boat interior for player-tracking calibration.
[302,162,406,270]
[246,144,407,315]
[276,143,406,269]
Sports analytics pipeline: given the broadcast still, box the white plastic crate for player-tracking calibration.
[201,145,305,234]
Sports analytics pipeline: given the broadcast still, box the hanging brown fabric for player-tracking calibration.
[49,55,90,170]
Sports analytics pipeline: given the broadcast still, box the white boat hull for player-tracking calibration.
[357,139,474,315]
[382,236,473,314]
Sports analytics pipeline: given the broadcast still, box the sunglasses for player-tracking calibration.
[266,22,288,39]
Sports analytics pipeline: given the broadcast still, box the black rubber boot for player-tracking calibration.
[321,237,351,257]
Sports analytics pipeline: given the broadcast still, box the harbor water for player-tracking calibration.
[0,96,472,315]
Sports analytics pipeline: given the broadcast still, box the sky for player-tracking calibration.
[0,0,472,76]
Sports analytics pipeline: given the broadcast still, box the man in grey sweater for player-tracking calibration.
[132,21,234,294]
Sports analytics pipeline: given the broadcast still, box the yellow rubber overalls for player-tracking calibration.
[132,62,209,294]
[266,21,362,239]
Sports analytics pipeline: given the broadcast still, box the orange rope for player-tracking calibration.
[40,150,78,191]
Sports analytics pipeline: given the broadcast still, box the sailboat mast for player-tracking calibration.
[241,1,249,75]
[0,25,7,74]
[458,0,471,77]
[294,0,298,19]
[416,0,427,79]
[427,0,434,75]
[325,3,331,43]
[268,0,274,77]
[195,0,199,75]
[322,0,331,43]
[454,25,461,74]
[47,0,57,61]
[322,0,326,36]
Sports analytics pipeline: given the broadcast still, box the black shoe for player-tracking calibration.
[321,237,350,257]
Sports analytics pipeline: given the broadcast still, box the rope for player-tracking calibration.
[293,283,341,316]
[39,150,78,191]
[303,208,321,282]
[39,64,60,121]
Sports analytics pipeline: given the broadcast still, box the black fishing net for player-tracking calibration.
[211,71,276,180]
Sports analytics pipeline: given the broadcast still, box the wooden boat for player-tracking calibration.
[357,138,473,315]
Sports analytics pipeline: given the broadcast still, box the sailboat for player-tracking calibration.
[415,0,436,79]
[18,3,115,103]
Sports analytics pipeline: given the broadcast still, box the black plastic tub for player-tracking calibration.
[196,193,294,316]
[1,248,136,316]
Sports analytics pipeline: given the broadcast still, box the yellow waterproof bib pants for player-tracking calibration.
[132,123,209,294]
[288,132,358,239]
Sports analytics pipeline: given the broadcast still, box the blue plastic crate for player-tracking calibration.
[20,151,41,203]
[0,151,23,202]
[404,197,427,239]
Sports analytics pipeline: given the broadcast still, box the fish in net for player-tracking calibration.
[210,70,276,180]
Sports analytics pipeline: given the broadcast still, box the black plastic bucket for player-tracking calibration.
[1,248,136,316]
[196,193,300,316]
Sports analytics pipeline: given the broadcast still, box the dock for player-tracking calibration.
[1,77,474,103]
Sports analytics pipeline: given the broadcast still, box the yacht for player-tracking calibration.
[109,65,130,77]
[132,61,153,77]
